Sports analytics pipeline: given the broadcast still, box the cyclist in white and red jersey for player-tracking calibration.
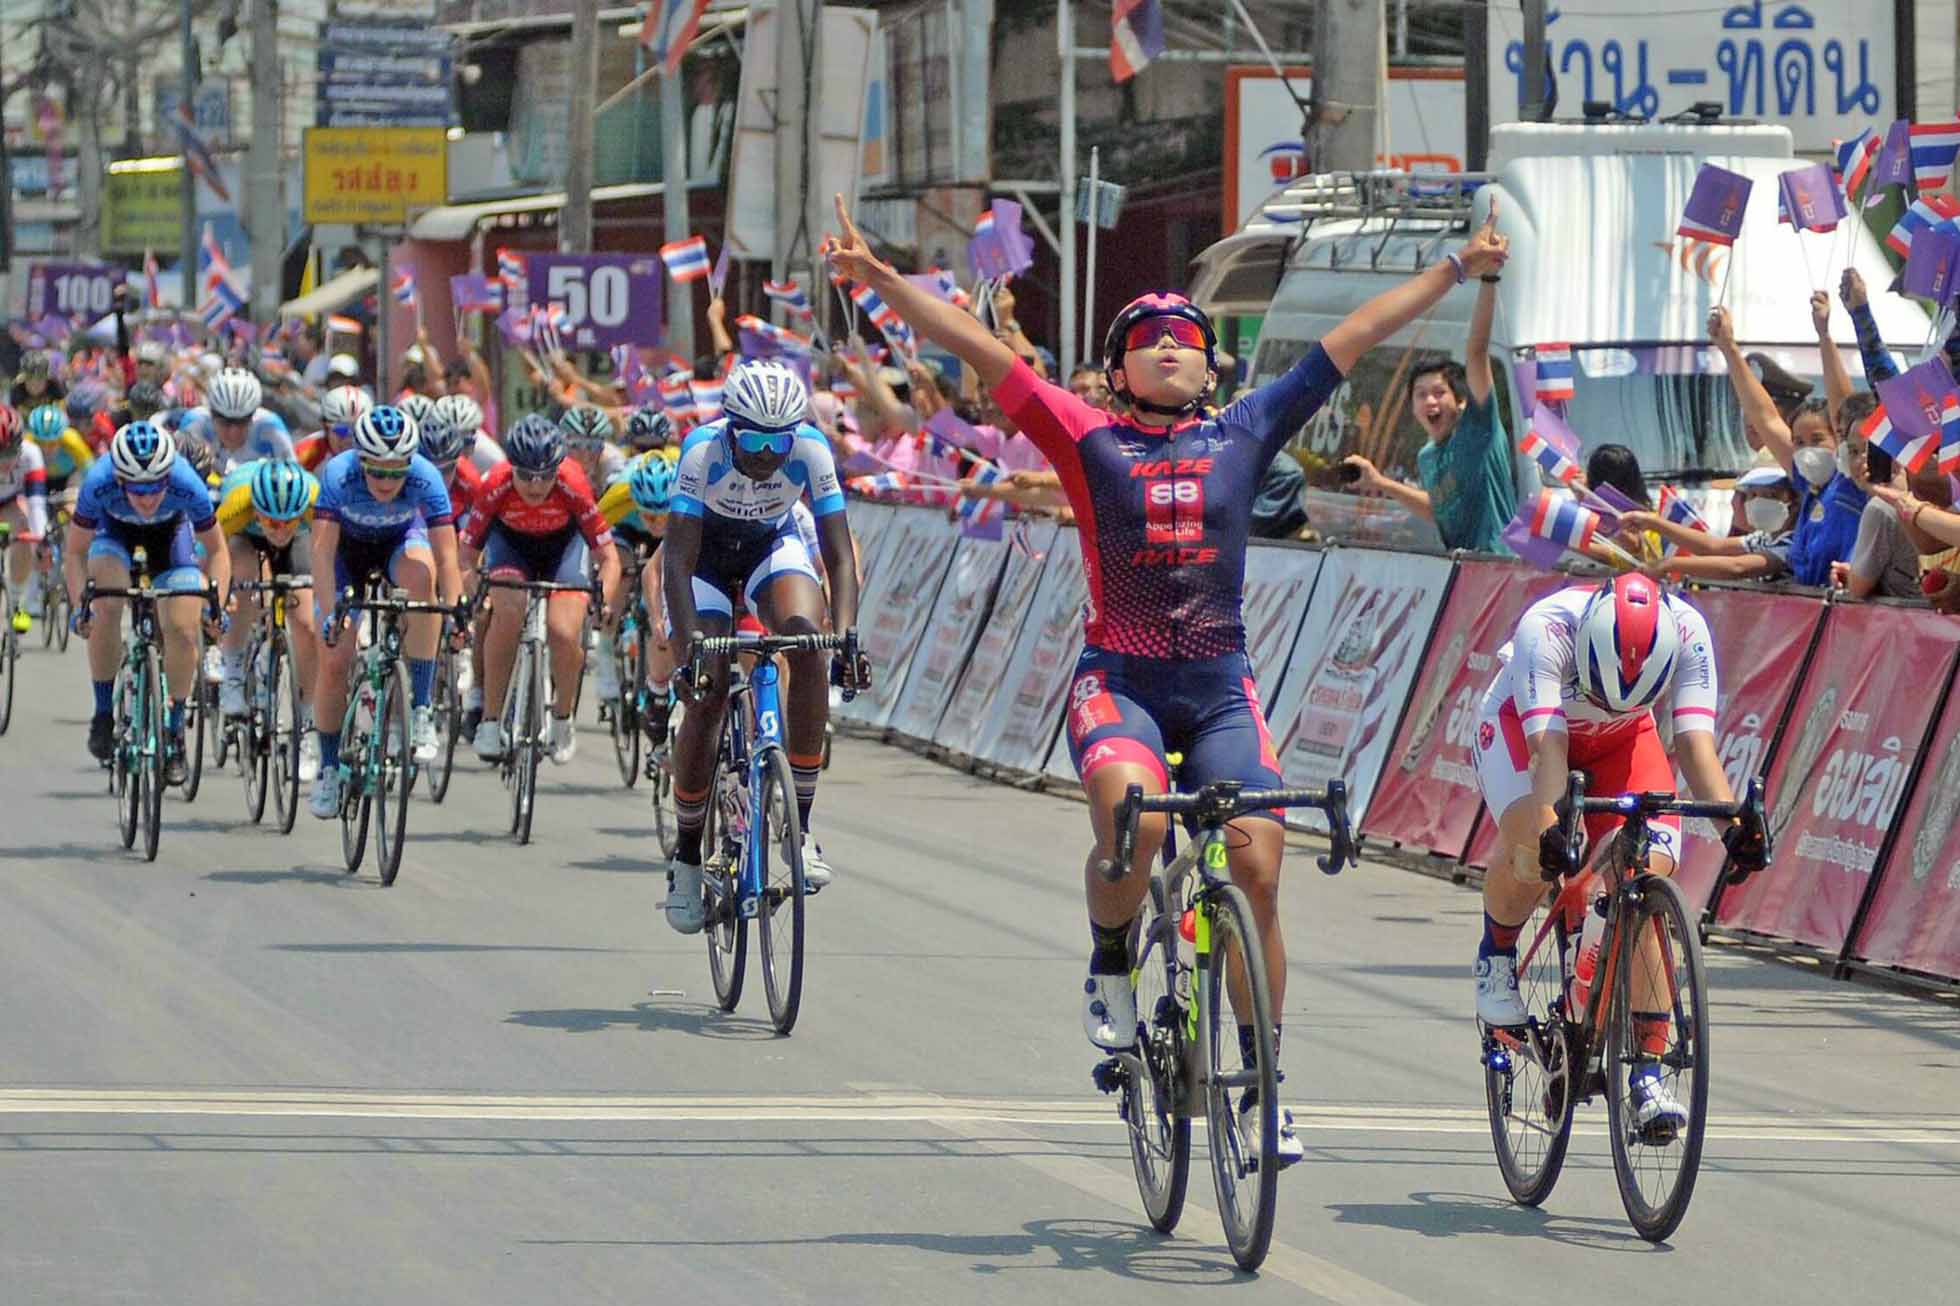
[1472,572,1766,1133]
[827,193,1510,1166]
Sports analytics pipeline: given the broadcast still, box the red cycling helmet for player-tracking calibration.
[1573,573,1680,712]
[0,403,20,452]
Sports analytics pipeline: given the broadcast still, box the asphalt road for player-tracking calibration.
[3,637,1958,1304]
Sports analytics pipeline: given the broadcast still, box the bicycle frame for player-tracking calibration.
[719,658,788,919]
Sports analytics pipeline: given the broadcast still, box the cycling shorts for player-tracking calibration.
[1472,685,1681,865]
[331,524,430,597]
[482,523,590,587]
[1064,646,1284,823]
[687,514,819,623]
[243,527,313,581]
[89,517,204,593]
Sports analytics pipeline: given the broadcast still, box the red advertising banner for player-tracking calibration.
[1362,560,1559,858]
[1717,604,1960,951]
[1669,588,1826,912]
[1848,663,1960,978]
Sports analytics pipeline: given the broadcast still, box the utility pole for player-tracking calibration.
[773,0,822,286]
[561,0,597,252]
[659,65,694,362]
[248,0,282,320]
[1057,0,1075,378]
[179,0,198,308]
[1521,0,1548,121]
[1308,0,1382,174]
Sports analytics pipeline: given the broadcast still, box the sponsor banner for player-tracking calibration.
[938,521,1060,760]
[302,126,447,225]
[1717,604,1960,950]
[511,253,665,351]
[1669,588,1825,912]
[26,262,119,323]
[1266,549,1453,833]
[1852,669,1960,978]
[846,501,898,584]
[1243,542,1325,703]
[839,511,961,729]
[1363,560,1562,857]
[972,528,1087,775]
[888,534,1010,742]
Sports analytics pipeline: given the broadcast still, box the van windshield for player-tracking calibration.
[1562,373,1753,479]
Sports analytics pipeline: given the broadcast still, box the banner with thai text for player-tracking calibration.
[887,533,1010,742]
[938,521,1060,760]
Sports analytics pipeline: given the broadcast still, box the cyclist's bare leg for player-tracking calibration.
[480,584,523,718]
[313,609,361,732]
[158,592,203,704]
[754,575,828,764]
[670,611,734,855]
[545,592,587,716]
[1486,796,1554,927]
[2,502,31,590]
[84,555,129,681]
[642,561,675,688]
[1083,765,1169,930]
[287,583,320,708]
[395,548,439,659]
[220,537,258,659]
[1221,816,1290,1015]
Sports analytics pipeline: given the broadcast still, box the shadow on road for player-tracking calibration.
[1326,1190,1654,1250]
[207,866,358,887]
[506,1000,778,1040]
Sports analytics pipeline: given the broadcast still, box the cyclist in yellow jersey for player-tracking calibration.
[27,404,95,493]
[215,460,325,777]
[598,450,679,743]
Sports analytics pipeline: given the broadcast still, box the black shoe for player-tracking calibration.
[462,705,483,738]
[87,712,115,762]
[164,731,189,786]
[642,694,671,747]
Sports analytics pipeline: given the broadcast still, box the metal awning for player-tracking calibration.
[408,182,662,242]
[278,266,379,319]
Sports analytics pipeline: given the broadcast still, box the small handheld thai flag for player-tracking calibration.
[1658,483,1710,533]
[1886,193,1960,257]
[1941,394,1960,475]
[201,222,241,299]
[1874,359,1960,472]
[391,270,417,306]
[689,380,724,422]
[708,243,731,297]
[1109,0,1165,84]
[1519,430,1582,484]
[1909,119,1960,192]
[496,248,527,288]
[1864,406,1938,474]
[1872,119,1916,194]
[1833,129,1877,202]
[660,236,712,283]
[143,249,161,309]
[610,343,640,385]
[658,374,696,421]
[638,0,712,75]
[171,105,230,204]
[199,279,245,331]
[1526,488,1600,551]
[959,465,1005,526]
[1776,162,1847,233]
[1677,165,1752,246]
[1534,344,1575,402]
[1902,221,1960,301]
[450,273,504,315]
[762,280,815,319]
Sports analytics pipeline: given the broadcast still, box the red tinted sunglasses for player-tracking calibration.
[1122,316,1208,353]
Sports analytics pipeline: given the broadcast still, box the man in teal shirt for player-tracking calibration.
[1342,270,1516,553]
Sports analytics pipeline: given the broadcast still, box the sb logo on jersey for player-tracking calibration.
[1477,721,1495,752]
[1142,477,1204,546]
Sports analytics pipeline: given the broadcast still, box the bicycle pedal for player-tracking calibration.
[1091,1056,1129,1095]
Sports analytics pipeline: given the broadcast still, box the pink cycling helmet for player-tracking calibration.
[1573,573,1681,712]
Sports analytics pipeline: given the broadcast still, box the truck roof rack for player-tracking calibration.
[1248,170,1498,273]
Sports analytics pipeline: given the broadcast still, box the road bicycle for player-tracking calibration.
[1480,772,1769,1242]
[601,557,650,789]
[229,575,309,833]
[481,576,598,846]
[326,581,461,884]
[1092,778,1357,1272]
[35,507,72,652]
[687,630,853,1036]
[420,632,465,805]
[79,548,221,862]
[0,522,18,733]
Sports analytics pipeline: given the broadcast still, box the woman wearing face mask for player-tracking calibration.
[1621,466,1799,581]
[1707,308,1866,585]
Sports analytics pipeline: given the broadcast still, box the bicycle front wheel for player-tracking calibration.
[610,639,641,788]
[426,651,459,803]
[178,675,206,803]
[339,688,373,874]
[513,644,545,845]
[756,749,806,1034]
[270,636,302,835]
[374,663,414,886]
[138,643,165,863]
[1202,881,1278,1272]
[1484,897,1576,1207]
[49,586,71,653]
[0,625,15,735]
[1126,874,1192,1233]
[1603,874,1709,1243]
[113,665,138,848]
[703,755,747,1012]
[241,633,270,824]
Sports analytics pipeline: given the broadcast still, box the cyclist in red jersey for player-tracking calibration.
[460,415,622,765]
[828,194,1509,1163]
[420,414,489,733]
[293,385,373,471]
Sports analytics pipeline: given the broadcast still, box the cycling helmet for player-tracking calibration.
[625,406,673,452]
[1573,573,1681,713]
[397,392,439,426]
[126,381,168,421]
[417,411,470,466]
[110,421,177,481]
[352,405,420,460]
[722,359,808,431]
[0,404,20,451]
[27,404,66,443]
[177,432,218,483]
[134,340,167,367]
[433,393,484,437]
[250,459,313,521]
[18,352,50,378]
[66,383,106,424]
[557,404,615,447]
[505,413,567,473]
[319,384,374,435]
[627,455,679,517]
[1101,293,1218,418]
[207,367,263,420]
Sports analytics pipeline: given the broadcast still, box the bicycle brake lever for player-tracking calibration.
[1317,780,1353,874]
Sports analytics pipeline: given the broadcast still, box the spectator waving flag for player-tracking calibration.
[1909,118,1960,192]
[170,104,230,204]
[1678,165,1751,245]
[1503,488,1603,570]
[391,269,417,306]
[762,280,815,319]
[660,235,712,283]
[1776,162,1846,233]
[960,465,1006,529]
[1109,0,1165,84]
[639,0,712,75]
[1874,358,1960,473]
[1885,192,1960,257]
[1657,483,1710,534]
[1534,344,1575,402]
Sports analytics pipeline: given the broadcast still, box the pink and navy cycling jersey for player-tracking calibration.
[992,348,1343,658]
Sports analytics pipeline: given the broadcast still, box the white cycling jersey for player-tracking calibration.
[1486,584,1718,745]
[468,430,507,475]
[0,440,50,538]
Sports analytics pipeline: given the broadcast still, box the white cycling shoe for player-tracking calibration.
[298,732,321,783]
[800,834,832,889]
[1239,1094,1306,1170]
[473,719,507,762]
[1630,1066,1690,1137]
[1474,953,1529,1027]
[411,706,439,762]
[548,714,576,765]
[664,858,705,934]
[1082,970,1139,1050]
[308,769,341,820]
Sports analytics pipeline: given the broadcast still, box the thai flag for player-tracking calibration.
[763,280,814,319]
[831,379,859,400]
[1109,0,1165,84]
[1534,344,1575,402]
[849,282,889,321]
[1658,483,1710,533]
[328,313,362,336]
[658,375,696,421]
[849,472,907,495]
[1525,488,1599,551]
[1865,405,1938,474]
[1909,119,1960,192]
[1519,429,1581,484]
[1833,129,1878,202]
[201,222,241,299]
[610,344,637,382]
[391,270,417,306]
[199,279,245,331]
[261,344,286,370]
[1886,193,1960,257]
[496,248,527,288]
[1941,395,1960,475]
[638,0,712,75]
[660,236,712,283]
[958,465,1005,526]
[143,249,161,309]
[690,380,724,422]
[170,104,230,203]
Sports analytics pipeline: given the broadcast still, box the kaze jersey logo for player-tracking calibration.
[1128,457,1214,478]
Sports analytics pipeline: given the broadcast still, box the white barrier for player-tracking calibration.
[971,526,1086,775]
[840,511,962,728]
[887,531,1011,742]
[936,522,1061,760]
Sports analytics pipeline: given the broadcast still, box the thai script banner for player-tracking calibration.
[1851,671,1960,978]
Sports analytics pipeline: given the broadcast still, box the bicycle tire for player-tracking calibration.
[270,636,301,835]
[650,744,676,859]
[38,585,55,649]
[339,684,373,874]
[375,663,413,886]
[1125,873,1192,1233]
[210,672,231,772]
[703,754,747,1012]
[610,635,640,788]
[1203,880,1278,1272]
[114,664,139,848]
[178,675,206,802]
[51,588,71,653]
[0,625,15,735]
[515,642,545,846]
[241,632,270,824]
[1603,874,1709,1243]
[427,652,459,804]
[501,658,525,836]
[1484,899,1577,1207]
[138,642,165,863]
[756,748,806,1034]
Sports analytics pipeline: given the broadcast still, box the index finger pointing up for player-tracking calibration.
[834,193,862,245]
[1482,193,1501,233]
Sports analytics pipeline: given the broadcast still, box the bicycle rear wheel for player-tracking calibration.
[1202,881,1278,1272]
[756,749,806,1034]
[339,688,373,873]
[374,663,413,886]
[113,665,138,848]
[269,636,302,835]
[1603,875,1709,1243]
[0,625,15,735]
[49,585,71,653]
[138,643,165,863]
[426,651,459,803]
[178,675,206,802]
[703,755,747,1012]
[513,645,544,845]
[610,636,641,788]
[1484,897,1577,1207]
[241,633,270,824]
[1124,874,1192,1233]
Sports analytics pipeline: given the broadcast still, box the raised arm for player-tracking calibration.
[1708,306,1794,474]
[1840,268,1900,385]
[1813,290,1852,430]
[1321,198,1509,376]
[825,195,1017,389]
[1465,275,1499,404]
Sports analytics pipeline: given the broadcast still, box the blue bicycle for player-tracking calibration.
[687,630,855,1034]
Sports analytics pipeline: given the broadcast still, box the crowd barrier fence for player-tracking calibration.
[838,503,1960,992]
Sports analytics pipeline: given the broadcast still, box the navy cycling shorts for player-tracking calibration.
[1063,645,1285,821]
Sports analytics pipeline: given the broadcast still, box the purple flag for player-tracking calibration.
[1875,357,1960,444]
[495,307,535,347]
[450,273,503,314]
[925,408,992,457]
[1872,118,1915,194]
[1677,165,1753,246]
[991,200,1037,276]
[708,243,731,297]
[1902,222,1960,302]
[1777,163,1848,233]
[1501,515,1571,569]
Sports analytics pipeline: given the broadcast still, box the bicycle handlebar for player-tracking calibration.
[231,575,311,595]
[1101,778,1358,883]
[326,585,468,645]
[1547,771,1770,882]
[686,630,863,703]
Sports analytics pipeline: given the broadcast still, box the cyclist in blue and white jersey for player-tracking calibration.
[660,359,868,932]
[177,368,294,476]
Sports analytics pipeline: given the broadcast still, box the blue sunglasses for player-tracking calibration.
[732,426,795,456]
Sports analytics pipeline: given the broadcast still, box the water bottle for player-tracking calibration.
[1568,896,1608,1015]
